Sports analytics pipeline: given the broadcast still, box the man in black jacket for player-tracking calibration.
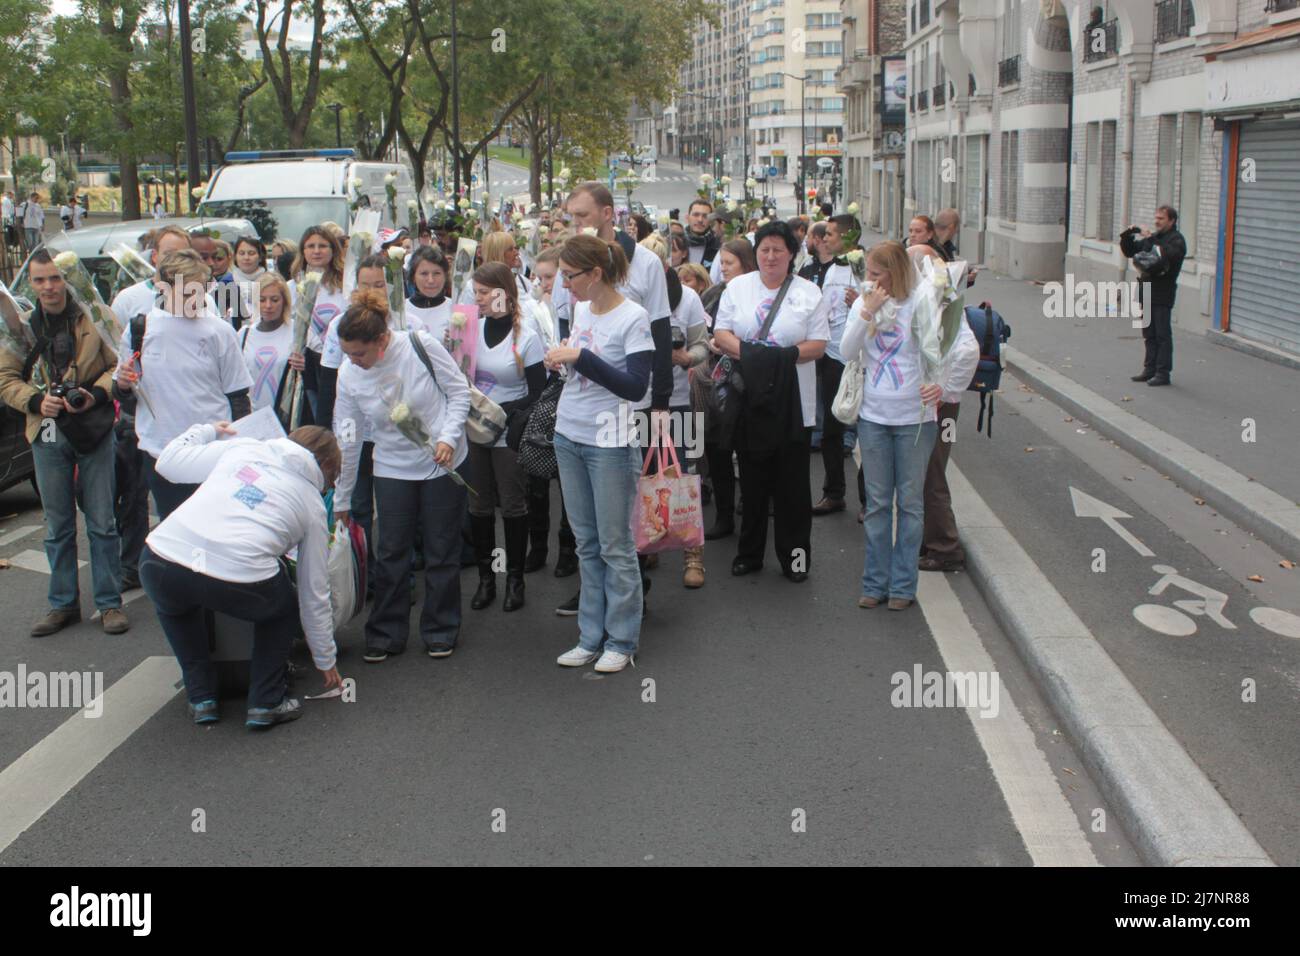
[682,198,720,270]
[1120,205,1187,387]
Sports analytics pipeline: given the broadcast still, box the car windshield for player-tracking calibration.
[197,198,350,245]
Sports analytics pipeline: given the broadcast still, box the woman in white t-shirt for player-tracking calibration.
[289,226,350,426]
[405,245,453,342]
[839,241,966,610]
[466,262,546,614]
[112,249,253,520]
[239,273,299,413]
[712,221,829,584]
[545,235,653,674]
[333,289,471,662]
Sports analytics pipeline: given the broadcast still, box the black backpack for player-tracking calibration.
[963,302,1011,437]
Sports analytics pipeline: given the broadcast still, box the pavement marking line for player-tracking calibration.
[0,524,42,548]
[0,655,182,856]
[7,549,85,574]
[948,461,1275,866]
[916,571,1099,867]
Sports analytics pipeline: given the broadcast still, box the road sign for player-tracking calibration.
[817,157,834,170]
[768,166,779,177]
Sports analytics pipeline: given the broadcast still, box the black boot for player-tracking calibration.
[524,521,548,573]
[502,515,528,612]
[469,515,497,610]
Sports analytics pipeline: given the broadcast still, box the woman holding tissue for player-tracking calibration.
[113,249,252,520]
[139,422,343,729]
[840,241,975,610]
[332,289,471,663]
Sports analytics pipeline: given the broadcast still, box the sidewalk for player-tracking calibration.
[855,227,1300,509]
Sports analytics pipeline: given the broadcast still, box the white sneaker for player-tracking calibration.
[557,645,599,667]
[593,649,632,673]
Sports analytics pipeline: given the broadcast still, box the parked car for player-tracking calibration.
[10,216,259,304]
[0,402,34,497]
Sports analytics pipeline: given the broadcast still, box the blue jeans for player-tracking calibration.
[554,432,642,655]
[859,419,937,601]
[31,427,122,612]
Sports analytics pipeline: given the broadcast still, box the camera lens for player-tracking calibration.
[65,389,87,410]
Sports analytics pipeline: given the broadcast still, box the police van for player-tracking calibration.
[195,148,418,245]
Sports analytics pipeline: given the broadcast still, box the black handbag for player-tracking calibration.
[516,375,564,478]
[714,274,792,417]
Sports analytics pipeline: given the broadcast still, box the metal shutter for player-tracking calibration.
[1229,121,1300,353]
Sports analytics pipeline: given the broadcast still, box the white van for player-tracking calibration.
[195,149,418,245]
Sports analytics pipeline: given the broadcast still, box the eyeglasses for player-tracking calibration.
[559,268,591,283]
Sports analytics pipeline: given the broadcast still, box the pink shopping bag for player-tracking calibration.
[633,441,705,555]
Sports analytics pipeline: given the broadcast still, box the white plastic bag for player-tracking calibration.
[327,521,357,631]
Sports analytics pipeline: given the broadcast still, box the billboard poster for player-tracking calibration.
[882,56,906,125]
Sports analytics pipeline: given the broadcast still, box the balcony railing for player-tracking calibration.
[917,88,929,110]
[1155,0,1195,43]
[997,55,1019,87]
[1266,0,1299,13]
[1082,18,1119,62]
[933,83,946,107]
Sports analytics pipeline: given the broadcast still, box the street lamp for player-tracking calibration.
[326,103,343,149]
[177,0,202,213]
[782,73,810,214]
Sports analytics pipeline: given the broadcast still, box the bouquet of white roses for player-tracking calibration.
[384,244,407,330]
[52,251,105,308]
[910,254,968,440]
[0,280,34,363]
[384,172,398,225]
[281,270,322,428]
[383,378,475,497]
[108,243,156,286]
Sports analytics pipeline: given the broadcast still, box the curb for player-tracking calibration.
[1005,349,1300,560]
[947,463,1274,867]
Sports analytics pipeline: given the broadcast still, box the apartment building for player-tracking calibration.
[902,0,1300,356]
[837,1,908,236]
[674,0,751,180]
[747,0,847,194]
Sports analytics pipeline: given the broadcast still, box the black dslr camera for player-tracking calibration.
[49,380,89,411]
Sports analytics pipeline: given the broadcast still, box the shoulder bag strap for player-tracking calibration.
[756,274,793,342]
[408,329,448,401]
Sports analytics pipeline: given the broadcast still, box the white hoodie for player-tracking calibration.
[146,424,337,671]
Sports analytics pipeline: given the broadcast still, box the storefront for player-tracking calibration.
[1207,22,1300,355]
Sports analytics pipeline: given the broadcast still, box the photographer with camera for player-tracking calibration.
[1120,205,1186,388]
[0,250,128,636]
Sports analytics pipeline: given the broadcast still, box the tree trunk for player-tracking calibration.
[528,125,544,207]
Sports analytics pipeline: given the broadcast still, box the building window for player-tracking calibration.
[1084,123,1100,237]
[998,56,1020,87]
[963,135,985,231]
[1002,131,1018,222]
[1082,5,1119,62]
[1179,113,1201,255]
[1001,0,1021,60]
[1156,114,1177,209]
[1155,0,1195,43]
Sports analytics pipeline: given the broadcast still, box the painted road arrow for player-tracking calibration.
[1069,486,1155,557]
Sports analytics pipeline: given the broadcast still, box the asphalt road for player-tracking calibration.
[0,437,1137,865]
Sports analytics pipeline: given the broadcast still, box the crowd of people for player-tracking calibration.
[2,176,998,731]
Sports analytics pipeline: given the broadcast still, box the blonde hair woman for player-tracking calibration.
[289,226,351,425]
[113,249,252,519]
[239,272,299,413]
[839,241,976,610]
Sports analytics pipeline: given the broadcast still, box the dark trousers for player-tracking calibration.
[705,441,736,524]
[922,402,964,563]
[139,545,297,709]
[114,422,150,577]
[526,474,575,552]
[369,473,466,652]
[352,441,376,571]
[1142,304,1173,376]
[735,434,812,573]
[816,355,855,501]
[142,452,200,521]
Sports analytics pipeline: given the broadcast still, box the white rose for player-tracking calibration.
[726,200,737,212]
[407,199,418,210]
[580,226,597,236]
[845,249,864,263]
[190,185,206,198]
[388,246,406,262]
[467,208,479,219]
[389,402,411,424]
[384,173,396,185]
[450,311,467,330]
[847,202,860,215]
[53,250,79,270]
[351,177,364,189]
[558,167,571,180]
[481,191,490,202]
[656,212,670,224]
[745,178,758,191]
[700,173,713,186]
[720,176,731,185]
[458,198,470,209]
[538,225,550,235]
